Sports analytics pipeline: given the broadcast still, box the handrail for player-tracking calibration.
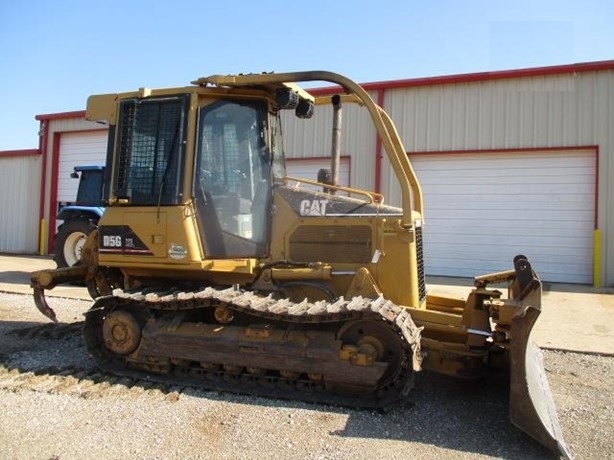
[284,176,384,204]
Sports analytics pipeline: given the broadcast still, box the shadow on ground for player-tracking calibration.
[0,271,33,286]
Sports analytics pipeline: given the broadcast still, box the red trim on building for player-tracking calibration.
[0,149,40,157]
[309,60,614,95]
[47,133,62,253]
[407,145,600,229]
[361,60,614,91]
[408,145,599,156]
[35,110,86,121]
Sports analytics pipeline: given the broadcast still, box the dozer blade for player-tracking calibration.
[509,305,571,459]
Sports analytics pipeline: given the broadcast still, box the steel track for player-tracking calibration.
[83,286,423,409]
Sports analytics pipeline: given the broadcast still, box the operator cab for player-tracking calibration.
[104,89,295,261]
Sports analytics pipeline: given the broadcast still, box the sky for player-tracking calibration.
[0,0,612,150]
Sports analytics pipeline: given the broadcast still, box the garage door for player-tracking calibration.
[410,149,596,284]
[58,131,108,202]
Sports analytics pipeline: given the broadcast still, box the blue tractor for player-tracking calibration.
[54,165,105,268]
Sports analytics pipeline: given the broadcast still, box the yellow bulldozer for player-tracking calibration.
[31,71,569,457]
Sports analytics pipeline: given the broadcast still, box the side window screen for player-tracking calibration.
[114,96,187,205]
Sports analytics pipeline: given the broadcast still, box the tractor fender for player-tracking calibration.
[57,205,105,222]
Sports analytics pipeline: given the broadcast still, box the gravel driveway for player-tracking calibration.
[1,292,612,460]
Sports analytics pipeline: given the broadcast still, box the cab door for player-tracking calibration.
[194,100,271,258]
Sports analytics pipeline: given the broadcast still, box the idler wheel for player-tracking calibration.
[102,310,142,355]
[338,319,404,384]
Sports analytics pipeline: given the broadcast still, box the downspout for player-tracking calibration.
[47,133,61,253]
[593,147,601,288]
[37,119,49,255]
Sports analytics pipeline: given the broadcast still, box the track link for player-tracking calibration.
[84,286,423,409]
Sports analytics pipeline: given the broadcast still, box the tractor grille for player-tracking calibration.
[416,225,427,302]
[289,225,372,264]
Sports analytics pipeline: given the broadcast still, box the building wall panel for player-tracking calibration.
[0,154,41,253]
[385,73,610,153]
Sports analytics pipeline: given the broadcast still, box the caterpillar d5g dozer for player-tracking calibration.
[31,71,569,457]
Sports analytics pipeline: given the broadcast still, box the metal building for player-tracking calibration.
[5,60,612,286]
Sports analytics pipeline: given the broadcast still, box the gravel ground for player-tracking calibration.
[0,292,613,460]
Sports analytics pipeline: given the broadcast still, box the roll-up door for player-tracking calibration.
[58,131,108,202]
[410,149,596,283]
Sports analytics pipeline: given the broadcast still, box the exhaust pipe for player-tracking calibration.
[330,94,342,192]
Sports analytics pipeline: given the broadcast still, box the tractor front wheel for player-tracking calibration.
[54,218,98,268]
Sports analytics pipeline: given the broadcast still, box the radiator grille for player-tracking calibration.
[416,225,427,302]
[289,225,372,264]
